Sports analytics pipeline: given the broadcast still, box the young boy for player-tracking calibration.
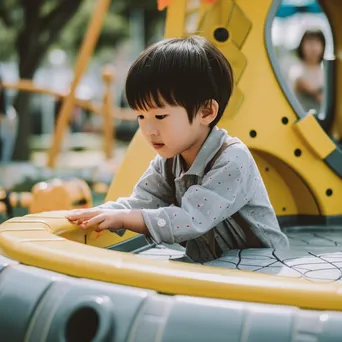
[67,35,289,263]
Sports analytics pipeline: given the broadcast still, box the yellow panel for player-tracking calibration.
[88,130,156,248]
[101,0,342,239]
[197,0,252,50]
[217,40,247,82]
[227,2,252,48]
[221,86,244,119]
[196,1,212,28]
[197,2,231,43]
[200,0,234,30]
[253,150,320,216]
[106,130,155,201]
[196,2,249,84]
[225,0,342,216]
[319,0,342,140]
[164,0,187,38]
[253,152,298,215]
[294,114,336,159]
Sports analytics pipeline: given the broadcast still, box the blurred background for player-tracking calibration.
[0,0,333,220]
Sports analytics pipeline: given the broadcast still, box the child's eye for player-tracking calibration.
[137,115,144,120]
[155,115,167,120]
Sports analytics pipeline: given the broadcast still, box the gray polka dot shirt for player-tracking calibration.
[100,127,289,263]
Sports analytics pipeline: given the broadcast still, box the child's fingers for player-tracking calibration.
[66,209,101,221]
[80,214,105,230]
[66,218,86,225]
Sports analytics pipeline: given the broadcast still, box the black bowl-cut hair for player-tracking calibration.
[125,35,234,128]
[297,29,326,62]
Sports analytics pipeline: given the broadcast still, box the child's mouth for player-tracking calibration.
[152,143,165,150]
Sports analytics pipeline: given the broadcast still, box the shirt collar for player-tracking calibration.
[174,126,229,178]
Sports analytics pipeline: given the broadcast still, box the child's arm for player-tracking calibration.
[98,155,173,211]
[66,155,173,234]
[68,146,254,243]
[67,208,148,235]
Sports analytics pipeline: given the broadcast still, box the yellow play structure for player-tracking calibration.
[1,0,342,341]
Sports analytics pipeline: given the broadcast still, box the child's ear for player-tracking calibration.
[200,100,219,126]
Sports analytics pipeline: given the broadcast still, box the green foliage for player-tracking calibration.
[0,0,163,62]
[0,0,164,160]
[0,21,16,60]
[0,0,21,60]
[58,0,128,58]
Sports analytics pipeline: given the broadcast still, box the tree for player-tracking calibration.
[113,0,166,46]
[0,0,84,160]
[58,0,129,61]
[0,0,163,161]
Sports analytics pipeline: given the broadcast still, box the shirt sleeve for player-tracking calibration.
[98,155,173,211]
[97,155,174,236]
[142,145,256,244]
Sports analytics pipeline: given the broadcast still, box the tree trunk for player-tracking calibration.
[11,48,43,161]
[144,10,165,46]
[12,92,32,160]
[11,0,83,161]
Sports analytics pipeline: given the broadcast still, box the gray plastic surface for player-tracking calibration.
[109,235,194,263]
[127,295,342,342]
[0,254,17,273]
[136,244,194,263]
[3,225,342,341]
[0,254,342,341]
[25,278,152,342]
[108,234,156,253]
[205,248,342,282]
[0,265,56,342]
[162,297,294,342]
[126,227,342,282]
[127,295,173,342]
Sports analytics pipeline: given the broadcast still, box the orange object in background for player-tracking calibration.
[157,0,171,11]
[158,0,216,11]
[29,178,93,214]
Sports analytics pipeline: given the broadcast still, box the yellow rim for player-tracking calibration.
[0,211,342,311]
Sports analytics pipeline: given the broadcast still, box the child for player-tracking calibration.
[288,29,326,114]
[67,35,289,263]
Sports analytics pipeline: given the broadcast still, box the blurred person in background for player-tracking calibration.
[288,29,326,114]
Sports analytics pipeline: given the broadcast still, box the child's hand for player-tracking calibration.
[66,208,95,226]
[66,209,124,232]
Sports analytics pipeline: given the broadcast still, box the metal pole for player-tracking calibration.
[47,0,111,167]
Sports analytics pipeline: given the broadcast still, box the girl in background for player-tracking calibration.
[289,29,326,114]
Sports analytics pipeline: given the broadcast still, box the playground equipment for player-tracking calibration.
[0,178,92,217]
[2,68,136,163]
[0,188,31,217]
[1,0,342,341]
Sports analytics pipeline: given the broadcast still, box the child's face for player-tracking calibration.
[302,38,323,64]
[136,104,210,163]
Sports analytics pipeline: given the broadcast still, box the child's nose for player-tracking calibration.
[144,122,158,136]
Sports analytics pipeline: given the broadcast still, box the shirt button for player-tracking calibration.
[157,219,166,227]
